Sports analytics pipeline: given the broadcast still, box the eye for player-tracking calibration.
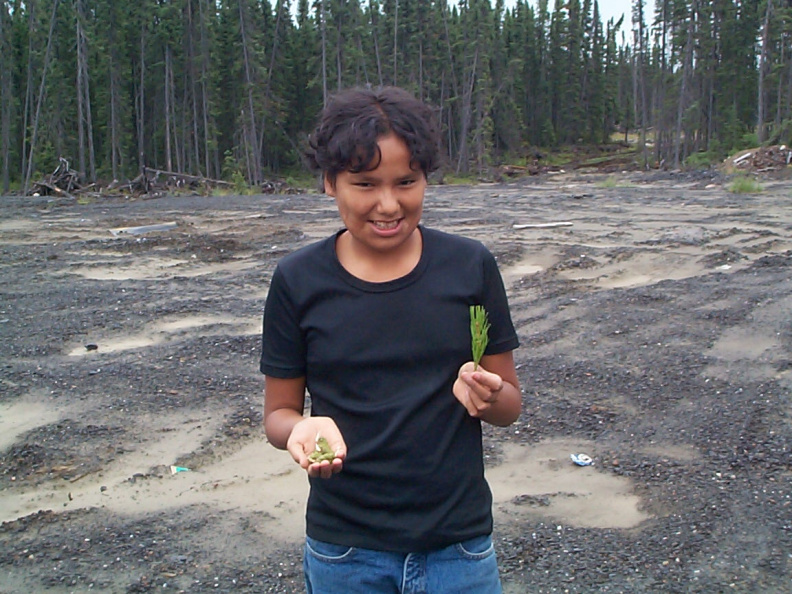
[352,181,373,188]
[400,178,417,186]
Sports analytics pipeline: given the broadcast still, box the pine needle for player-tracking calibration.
[470,305,490,370]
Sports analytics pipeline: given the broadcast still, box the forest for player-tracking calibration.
[0,0,791,192]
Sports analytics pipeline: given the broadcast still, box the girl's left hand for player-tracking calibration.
[453,361,504,418]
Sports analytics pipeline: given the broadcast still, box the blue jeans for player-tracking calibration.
[304,534,502,594]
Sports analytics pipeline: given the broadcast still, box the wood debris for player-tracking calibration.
[109,222,179,236]
[500,163,562,177]
[726,145,792,172]
[26,158,300,199]
[513,221,574,230]
[29,157,81,199]
[123,167,234,196]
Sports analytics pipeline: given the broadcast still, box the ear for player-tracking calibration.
[323,175,335,197]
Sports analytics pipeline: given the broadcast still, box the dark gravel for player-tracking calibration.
[1,173,791,593]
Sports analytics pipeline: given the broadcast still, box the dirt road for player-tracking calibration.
[1,171,791,592]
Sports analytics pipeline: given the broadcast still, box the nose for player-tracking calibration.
[376,187,399,215]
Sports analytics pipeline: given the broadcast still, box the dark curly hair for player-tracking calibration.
[305,87,441,188]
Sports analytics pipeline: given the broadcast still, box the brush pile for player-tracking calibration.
[26,158,300,199]
[28,157,83,199]
[727,145,792,172]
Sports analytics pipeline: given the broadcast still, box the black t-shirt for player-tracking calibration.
[260,226,519,552]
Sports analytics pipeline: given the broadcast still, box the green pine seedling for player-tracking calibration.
[470,305,490,370]
[308,436,335,463]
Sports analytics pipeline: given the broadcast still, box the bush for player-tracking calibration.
[685,152,718,168]
[728,175,763,194]
[740,132,759,149]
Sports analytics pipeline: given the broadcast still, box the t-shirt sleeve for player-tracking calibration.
[481,249,520,355]
[260,265,306,378]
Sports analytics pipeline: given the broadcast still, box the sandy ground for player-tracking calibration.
[1,170,791,592]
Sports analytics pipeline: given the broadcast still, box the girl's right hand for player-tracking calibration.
[286,417,346,479]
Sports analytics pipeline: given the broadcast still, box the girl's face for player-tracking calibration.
[325,133,426,258]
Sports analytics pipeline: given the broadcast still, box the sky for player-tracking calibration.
[585,0,658,25]
[595,0,635,24]
[510,0,657,26]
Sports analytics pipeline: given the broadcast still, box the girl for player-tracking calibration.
[261,86,521,593]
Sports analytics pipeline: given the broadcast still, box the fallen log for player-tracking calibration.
[31,179,75,200]
[732,151,753,165]
[109,221,179,236]
[513,221,574,230]
[500,163,556,176]
[501,165,528,177]
[142,167,234,188]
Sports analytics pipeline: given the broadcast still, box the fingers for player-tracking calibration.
[306,457,344,478]
[303,438,345,478]
[454,364,505,418]
[286,418,346,478]
[462,368,503,402]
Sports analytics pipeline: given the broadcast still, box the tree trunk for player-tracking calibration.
[75,0,96,181]
[418,34,424,100]
[441,3,460,161]
[673,0,696,168]
[21,2,37,186]
[631,0,648,169]
[356,30,371,85]
[654,0,668,164]
[457,47,478,174]
[370,0,384,86]
[787,43,792,123]
[0,1,13,192]
[136,19,147,171]
[76,7,85,177]
[107,1,123,181]
[238,0,262,184]
[757,0,772,143]
[187,0,205,175]
[321,0,328,105]
[24,0,61,193]
[177,76,188,174]
[336,18,343,90]
[775,38,785,128]
[259,0,285,165]
[392,0,398,85]
[164,44,174,173]
[198,0,217,178]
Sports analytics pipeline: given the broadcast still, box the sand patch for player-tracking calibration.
[0,436,307,545]
[708,327,780,362]
[67,313,261,356]
[0,394,61,452]
[502,251,560,285]
[489,441,649,529]
[0,434,648,541]
[67,257,258,281]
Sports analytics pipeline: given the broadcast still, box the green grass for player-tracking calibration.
[542,151,575,167]
[283,172,317,190]
[441,173,481,185]
[595,175,631,188]
[727,175,763,194]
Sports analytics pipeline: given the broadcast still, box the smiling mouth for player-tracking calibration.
[372,219,401,230]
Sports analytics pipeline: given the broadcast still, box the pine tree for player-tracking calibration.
[0,0,15,191]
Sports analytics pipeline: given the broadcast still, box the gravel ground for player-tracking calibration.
[1,171,791,593]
